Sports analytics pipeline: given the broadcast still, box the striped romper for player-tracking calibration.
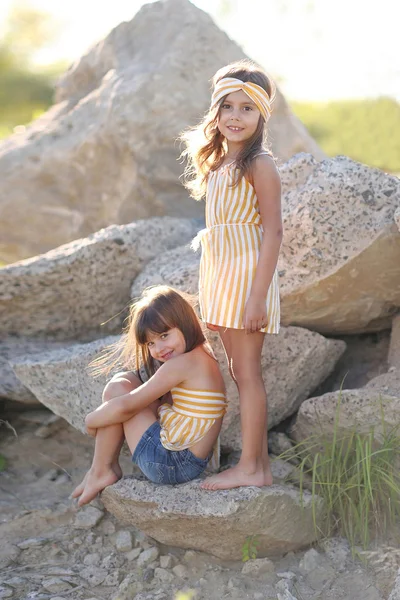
[196,156,280,333]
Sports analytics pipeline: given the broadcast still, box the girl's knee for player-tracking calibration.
[233,363,262,385]
[103,372,141,403]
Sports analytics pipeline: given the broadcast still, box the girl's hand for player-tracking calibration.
[243,295,267,333]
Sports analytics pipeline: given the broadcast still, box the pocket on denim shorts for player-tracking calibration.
[142,461,177,485]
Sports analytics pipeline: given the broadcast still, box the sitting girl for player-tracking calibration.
[72,285,226,506]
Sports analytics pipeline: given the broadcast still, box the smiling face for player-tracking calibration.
[217,89,261,146]
[146,327,186,362]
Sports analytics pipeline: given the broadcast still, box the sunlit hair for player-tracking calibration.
[179,59,276,200]
[90,286,206,380]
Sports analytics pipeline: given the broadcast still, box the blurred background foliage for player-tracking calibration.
[0,3,399,174]
[0,2,66,138]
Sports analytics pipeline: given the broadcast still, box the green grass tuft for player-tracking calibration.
[278,394,400,550]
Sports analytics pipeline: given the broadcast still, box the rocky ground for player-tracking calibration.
[1,403,400,600]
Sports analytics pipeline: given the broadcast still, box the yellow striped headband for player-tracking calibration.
[211,77,272,121]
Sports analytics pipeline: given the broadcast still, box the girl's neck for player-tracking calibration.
[225,142,243,161]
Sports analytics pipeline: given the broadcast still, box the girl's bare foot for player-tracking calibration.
[71,471,89,499]
[71,462,122,501]
[77,466,121,507]
[200,464,273,491]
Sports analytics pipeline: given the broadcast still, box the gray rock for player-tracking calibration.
[12,324,345,449]
[137,546,160,567]
[279,154,400,334]
[0,0,322,264]
[241,557,275,577]
[73,506,104,529]
[102,477,324,560]
[0,588,13,599]
[299,548,322,573]
[172,564,189,579]
[0,218,198,341]
[114,530,133,552]
[154,567,174,583]
[292,370,400,445]
[131,244,200,297]
[389,315,400,369]
[41,578,72,593]
[79,566,108,586]
[389,568,400,600]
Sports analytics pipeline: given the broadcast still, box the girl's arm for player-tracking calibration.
[244,155,283,332]
[85,354,192,429]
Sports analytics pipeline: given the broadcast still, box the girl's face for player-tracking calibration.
[217,89,261,145]
[146,327,186,362]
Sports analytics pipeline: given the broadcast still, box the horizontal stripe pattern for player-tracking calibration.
[159,386,227,452]
[198,160,280,333]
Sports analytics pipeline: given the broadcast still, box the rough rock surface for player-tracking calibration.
[278,154,400,334]
[12,337,111,429]
[11,329,345,448]
[131,243,200,297]
[0,217,198,340]
[0,337,72,403]
[389,315,400,368]
[102,477,323,560]
[0,0,323,263]
[209,327,345,450]
[291,369,400,444]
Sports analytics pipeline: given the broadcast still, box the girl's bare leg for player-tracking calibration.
[201,329,272,490]
[72,373,141,506]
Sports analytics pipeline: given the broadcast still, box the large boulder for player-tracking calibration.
[11,337,111,425]
[291,369,400,444]
[278,154,400,335]
[0,0,323,263]
[11,327,345,450]
[101,477,324,559]
[0,217,198,341]
[209,327,345,450]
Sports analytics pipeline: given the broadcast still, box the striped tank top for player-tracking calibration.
[194,156,280,333]
[158,386,226,452]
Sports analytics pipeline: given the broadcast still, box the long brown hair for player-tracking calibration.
[90,286,206,380]
[179,59,276,200]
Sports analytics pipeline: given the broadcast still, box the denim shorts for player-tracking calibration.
[132,421,211,485]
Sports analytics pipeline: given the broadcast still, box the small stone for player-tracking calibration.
[111,574,144,600]
[83,552,101,566]
[154,568,174,583]
[0,588,13,599]
[307,566,336,591]
[103,570,121,586]
[79,566,108,586]
[102,552,125,569]
[242,557,275,577]
[74,506,104,529]
[115,530,133,552]
[172,564,189,579]
[17,537,48,549]
[143,567,155,582]
[126,547,141,561]
[42,578,72,593]
[100,519,116,535]
[160,555,174,569]
[0,544,20,570]
[299,548,322,573]
[4,578,25,586]
[276,578,297,600]
[137,546,160,567]
[276,571,297,581]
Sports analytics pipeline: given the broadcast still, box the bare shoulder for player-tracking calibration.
[253,154,280,181]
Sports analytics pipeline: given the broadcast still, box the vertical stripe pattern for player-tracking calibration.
[198,161,280,333]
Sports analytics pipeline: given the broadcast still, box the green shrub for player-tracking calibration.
[291,97,400,173]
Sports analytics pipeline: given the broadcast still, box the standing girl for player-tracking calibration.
[180,59,282,490]
[72,286,226,506]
